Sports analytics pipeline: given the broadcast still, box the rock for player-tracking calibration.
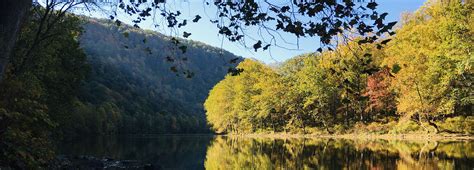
[50,155,154,169]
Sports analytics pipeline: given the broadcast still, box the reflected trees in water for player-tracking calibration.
[205,137,474,170]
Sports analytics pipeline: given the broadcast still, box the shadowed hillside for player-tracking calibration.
[77,18,242,134]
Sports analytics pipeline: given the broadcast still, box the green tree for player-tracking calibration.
[383,0,473,133]
[205,59,284,133]
[0,10,89,167]
[204,73,237,133]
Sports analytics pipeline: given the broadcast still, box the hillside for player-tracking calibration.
[77,19,242,134]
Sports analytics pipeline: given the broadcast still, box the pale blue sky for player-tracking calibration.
[74,0,426,63]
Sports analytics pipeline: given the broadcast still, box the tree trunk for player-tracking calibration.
[427,119,439,134]
[0,0,31,81]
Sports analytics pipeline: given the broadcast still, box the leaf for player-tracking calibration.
[115,20,122,27]
[192,15,201,22]
[178,20,187,28]
[385,21,397,30]
[123,32,129,38]
[367,2,378,10]
[349,19,357,26]
[281,6,290,13]
[253,41,262,52]
[230,57,240,63]
[170,37,180,45]
[376,44,382,49]
[228,68,244,76]
[263,44,271,50]
[183,32,191,38]
[380,39,391,45]
[358,39,368,45]
[380,12,388,20]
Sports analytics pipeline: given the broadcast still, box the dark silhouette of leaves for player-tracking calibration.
[183,32,191,38]
[230,57,240,63]
[380,39,391,45]
[253,40,262,51]
[192,15,201,22]
[263,44,271,51]
[228,67,244,76]
[115,20,122,27]
[367,2,378,10]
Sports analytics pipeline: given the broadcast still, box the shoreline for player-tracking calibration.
[69,133,474,141]
[224,133,474,141]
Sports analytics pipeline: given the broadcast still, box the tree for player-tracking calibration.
[289,54,339,132]
[252,63,287,132]
[205,59,284,133]
[204,73,237,133]
[0,0,86,81]
[363,67,396,120]
[0,9,89,168]
[205,39,386,134]
[383,0,473,133]
[282,40,381,131]
[0,0,31,80]
[303,41,380,125]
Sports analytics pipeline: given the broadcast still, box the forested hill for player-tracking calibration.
[77,18,242,134]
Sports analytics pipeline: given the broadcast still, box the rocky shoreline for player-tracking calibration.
[49,155,155,169]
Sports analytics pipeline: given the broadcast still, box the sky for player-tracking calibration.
[71,0,426,63]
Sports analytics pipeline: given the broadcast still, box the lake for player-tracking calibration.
[57,135,474,169]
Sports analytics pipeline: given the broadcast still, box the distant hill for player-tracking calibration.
[78,18,242,134]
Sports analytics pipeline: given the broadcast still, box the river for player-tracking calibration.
[57,135,474,169]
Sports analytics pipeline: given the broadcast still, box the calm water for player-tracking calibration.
[58,135,474,170]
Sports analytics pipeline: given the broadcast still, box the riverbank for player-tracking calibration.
[226,133,474,141]
[49,155,154,169]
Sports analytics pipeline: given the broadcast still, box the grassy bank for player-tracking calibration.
[225,117,474,141]
[230,133,474,141]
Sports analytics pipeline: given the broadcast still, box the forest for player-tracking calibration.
[0,0,472,169]
[0,8,240,167]
[75,19,241,135]
[205,1,473,135]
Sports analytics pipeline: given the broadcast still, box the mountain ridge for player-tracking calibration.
[76,17,243,134]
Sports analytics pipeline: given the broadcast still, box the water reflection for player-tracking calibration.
[57,135,214,169]
[205,137,474,170]
[58,135,474,170]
